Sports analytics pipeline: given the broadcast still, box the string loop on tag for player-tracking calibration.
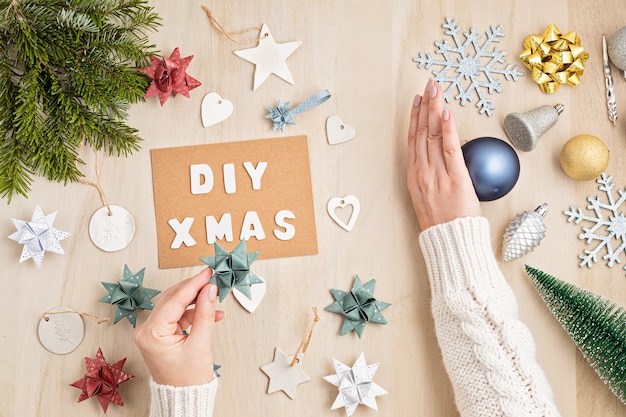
[43,310,109,324]
[77,143,112,216]
[201,6,266,44]
[290,306,320,367]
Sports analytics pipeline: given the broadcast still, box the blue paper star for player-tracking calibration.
[99,265,161,327]
[265,100,295,131]
[325,275,391,338]
[200,240,263,302]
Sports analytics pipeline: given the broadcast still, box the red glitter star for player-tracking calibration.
[140,47,201,106]
[70,348,134,413]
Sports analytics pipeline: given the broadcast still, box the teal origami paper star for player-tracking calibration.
[99,265,160,327]
[326,275,390,338]
[200,240,263,302]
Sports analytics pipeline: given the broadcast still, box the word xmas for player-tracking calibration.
[167,161,296,249]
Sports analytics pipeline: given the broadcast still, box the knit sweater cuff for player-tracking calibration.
[149,377,218,417]
[418,216,503,298]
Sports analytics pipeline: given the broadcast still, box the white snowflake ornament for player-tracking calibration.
[413,17,523,116]
[564,173,626,269]
[8,205,70,267]
[323,352,387,416]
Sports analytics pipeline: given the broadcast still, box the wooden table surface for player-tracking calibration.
[2,1,626,416]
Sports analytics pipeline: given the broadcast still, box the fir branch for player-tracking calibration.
[0,0,160,202]
[56,8,98,32]
[525,265,626,404]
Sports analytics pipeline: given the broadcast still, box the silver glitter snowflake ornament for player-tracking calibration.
[413,17,523,116]
[564,173,626,269]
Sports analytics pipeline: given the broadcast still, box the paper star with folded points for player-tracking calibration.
[8,205,70,267]
[70,348,134,413]
[260,347,311,399]
[325,275,390,338]
[265,100,295,131]
[323,352,387,416]
[99,265,160,327]
[234,23,302,90]
[200,240,263,302]
[140,47,201,105]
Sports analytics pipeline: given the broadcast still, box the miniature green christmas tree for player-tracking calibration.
[0,0,161,202]
[525,265,626,404]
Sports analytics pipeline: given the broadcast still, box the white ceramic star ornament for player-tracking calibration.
[234,24,302,90]
[260,348,311,399]
[324,352,387,416]
[260,307,319,398]
[8,205,70,267]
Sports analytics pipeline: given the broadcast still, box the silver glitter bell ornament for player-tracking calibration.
[608,26,626,78]
[502,203,548,262]
[503,104,564,151]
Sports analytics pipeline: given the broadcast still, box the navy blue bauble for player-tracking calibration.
[461,137,520,202]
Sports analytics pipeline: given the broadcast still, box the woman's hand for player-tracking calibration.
[134,268,224,386]
[406,80,481,231]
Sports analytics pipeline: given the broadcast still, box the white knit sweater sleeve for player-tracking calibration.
[418,216,561,417]
[149,377,218,417]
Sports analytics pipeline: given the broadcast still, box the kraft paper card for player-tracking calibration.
[150,136,318,268]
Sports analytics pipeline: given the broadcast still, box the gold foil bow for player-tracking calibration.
[520,24,589,93]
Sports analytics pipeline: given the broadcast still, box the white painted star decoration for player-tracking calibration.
[260,347,311,399]
[8,205,70,267]
[234,23,302,90]
[324,352,387,416]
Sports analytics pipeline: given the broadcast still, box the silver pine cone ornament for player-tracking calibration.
[502,204,548,262]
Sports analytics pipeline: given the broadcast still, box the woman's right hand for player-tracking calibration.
[406,80,482,231]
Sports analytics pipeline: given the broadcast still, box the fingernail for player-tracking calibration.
[413,94,422,107]
[208,285,218,301]
[442,109,450,121]
[429,82,438,98]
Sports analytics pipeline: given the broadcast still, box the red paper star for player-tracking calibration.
[70,348,134,413]
[140,47,201,106]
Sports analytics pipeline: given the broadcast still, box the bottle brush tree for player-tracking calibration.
[525,265,626,404]
[0,0,161,202]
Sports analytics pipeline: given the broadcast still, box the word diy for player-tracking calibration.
[167,161,296,248]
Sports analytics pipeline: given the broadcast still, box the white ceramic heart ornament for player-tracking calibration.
[326,116,356,145]
[201,92,234,127]
[327,195,360,231]
[232,276,267,313]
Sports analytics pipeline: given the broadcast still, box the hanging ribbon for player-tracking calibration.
[266,89,331,131]
[520,24,589,94]
[290,306,320,366]
[201,6,264,44]
[76,143,112,216]
[43,310,109,324]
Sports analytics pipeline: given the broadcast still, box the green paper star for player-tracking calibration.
[99,265,161,327]
[326,275,391,338]
[200,240,263,302]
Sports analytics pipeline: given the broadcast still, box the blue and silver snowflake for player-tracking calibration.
[564,173,626,269]
[413,17,523,117]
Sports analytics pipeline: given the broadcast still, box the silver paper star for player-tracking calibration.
[8,205,70,267]
[265,100,295,131]
[234,24,302,90]
[260,347,310,399]
[323,352,387,416]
